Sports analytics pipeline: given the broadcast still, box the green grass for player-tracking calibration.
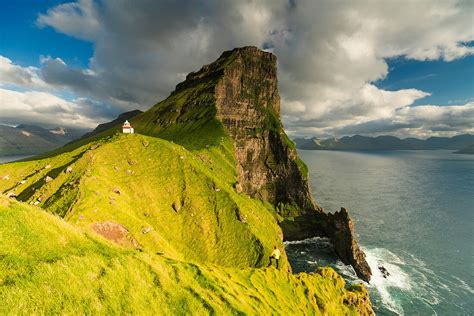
[0,134,283,268]
[0,197,372,315]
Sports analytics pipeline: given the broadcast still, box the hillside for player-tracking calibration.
[0,197,372,314]
[0,46,373,313]
[294,134,474,151]
[0,124,89,156]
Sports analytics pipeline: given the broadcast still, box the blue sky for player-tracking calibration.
[0,0,473,137]
[0,1,92,68]
[378,54,474,106]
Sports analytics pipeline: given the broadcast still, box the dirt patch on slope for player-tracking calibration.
[91,221,140,248]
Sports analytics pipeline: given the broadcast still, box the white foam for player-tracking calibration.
[451,276,474,295]
[284,236,332,246]
[365,248,412,315]
[333,260,360,282]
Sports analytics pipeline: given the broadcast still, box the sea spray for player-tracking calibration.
[364,248,412,315]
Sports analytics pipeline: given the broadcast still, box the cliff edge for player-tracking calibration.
[132,46,371,281]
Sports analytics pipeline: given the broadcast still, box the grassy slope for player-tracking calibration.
[0,134,281,269]
[0,197,372,315]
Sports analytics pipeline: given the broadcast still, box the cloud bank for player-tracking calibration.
[1,0,473,136]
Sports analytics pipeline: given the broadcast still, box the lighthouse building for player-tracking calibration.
[122,120,134,134]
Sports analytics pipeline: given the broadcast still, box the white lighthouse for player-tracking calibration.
[122,120,134,134]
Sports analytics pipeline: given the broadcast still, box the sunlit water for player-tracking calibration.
[286,150,474,315]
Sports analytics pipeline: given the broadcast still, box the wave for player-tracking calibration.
[285,238,473,315]
[364,247,473,315]
[364,248,412,315]
[284,236,332,246]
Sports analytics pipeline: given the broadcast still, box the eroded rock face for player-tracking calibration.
[326,208,372,282]
[279,208,372,282]
[212,48,371,281]
[212,47,317,215]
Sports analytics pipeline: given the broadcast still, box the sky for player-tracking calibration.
[0,0,473,138]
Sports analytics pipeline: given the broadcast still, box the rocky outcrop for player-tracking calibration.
[171,47,316,215]
[325,208,372,282]
[280,208,372,282]
[214,47,316,214]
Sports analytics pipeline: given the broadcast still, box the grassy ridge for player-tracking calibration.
[0,134,284,268]
[0,197,372,315]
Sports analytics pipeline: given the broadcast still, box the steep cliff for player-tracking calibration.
[131,46,371,281]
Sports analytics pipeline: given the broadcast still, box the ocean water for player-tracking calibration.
[286,150,474,315]
[0,155,33,164]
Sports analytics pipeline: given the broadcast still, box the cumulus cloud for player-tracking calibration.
[1,0,473,136]
[0,57,119,127]
[0,88,103,128]
[0,56,47,89]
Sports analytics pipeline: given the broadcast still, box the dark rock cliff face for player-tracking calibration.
[213,47,316,215]
[148,46,372,282]
[326,208,372,281]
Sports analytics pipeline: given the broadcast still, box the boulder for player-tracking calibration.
[172,201,181,212]
[6,192,17,198]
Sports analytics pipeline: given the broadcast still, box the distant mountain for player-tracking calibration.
[454,144,474,154]
[0,111,145,157]
[293,134,474,152]
[0,124,90,156]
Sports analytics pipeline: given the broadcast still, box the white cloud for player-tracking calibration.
[0,88,100,128]
[1,0,473,136]
[0,56,121,127]
[0,56,47,89]
[37,0,101,41]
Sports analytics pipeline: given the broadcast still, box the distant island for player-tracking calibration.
[293,134,474,152]
[454,144,474,154]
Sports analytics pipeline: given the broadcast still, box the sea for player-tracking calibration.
[0,155,33,164]
[286,150,474,315]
